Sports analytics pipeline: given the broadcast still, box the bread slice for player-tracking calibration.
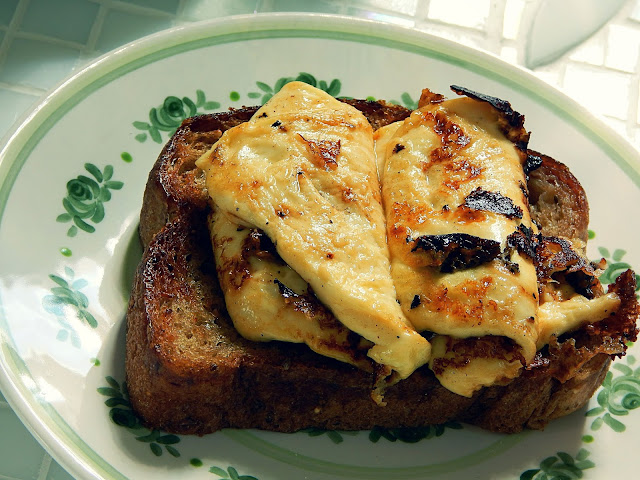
[126,96,638,435]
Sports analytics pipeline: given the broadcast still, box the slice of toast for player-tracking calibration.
[126,97,638,435]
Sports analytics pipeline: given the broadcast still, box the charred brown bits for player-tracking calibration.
[449,85,530,148]
[418,88,446,107]
[299,134,341,171]
[429,111,470,163]
[411,233,501,273]
[507,225,601,298]
[463,187,523,219]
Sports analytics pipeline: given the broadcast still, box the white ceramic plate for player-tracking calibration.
[1,13,639,480]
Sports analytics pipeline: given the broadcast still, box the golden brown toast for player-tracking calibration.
[126,95,638,435]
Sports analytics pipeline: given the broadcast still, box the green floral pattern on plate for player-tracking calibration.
[129,71,420,149]
[98,376,261,478]
[56,163,123,237]
[520,448,594,480]
[208,466,258,480]
[390,91,419,110]
[369,423,463,443]
[301,421,464,444]
[42,266,97,347]
[302,428,357,444]
[133,90,221,143]
[597,247,640,295]
[98,377,182,457]
[248,72,341,104]
[586,353,640,432]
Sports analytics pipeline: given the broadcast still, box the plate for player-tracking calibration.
[1,13,639,480]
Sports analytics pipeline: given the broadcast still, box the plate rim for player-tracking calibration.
[0,11,639,480]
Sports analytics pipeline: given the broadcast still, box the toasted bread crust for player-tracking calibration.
[527,150,590,243]
[139,108,258,248]
[126,99,638,435]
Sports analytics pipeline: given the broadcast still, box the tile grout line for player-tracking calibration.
[80,0,176,65]
[36,453,53,480]
[77,2,110,68]
[174,0,208,26]
[627,44,640,137]
[325,0,350,15]
[414,0,432,23]
[561,7,640,127]
[332,0,412,17]
[485,0,506,55]
[619,7,640,134]
[414,14,493,37]
[0,80,46,96]
[103,0,175,19]
[174,0,189,23]
[0,0,32,73]
[8,30,86,51]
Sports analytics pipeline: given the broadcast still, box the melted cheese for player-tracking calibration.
[373,122,401,181]
[537,292,621,348]
[425,291,622,397]
[378,98,539,395]
[428,335,523,397]
[195,82,622,398]
[197,81,431,379]
[208,207,373,369]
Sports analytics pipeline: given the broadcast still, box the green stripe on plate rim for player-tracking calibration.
[224,429,530,478]
[0,342,128,480]
[0,13,637,479]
